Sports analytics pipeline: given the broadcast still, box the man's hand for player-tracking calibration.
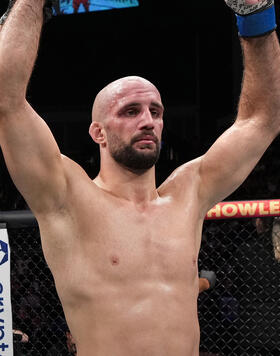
[225,0,276,37]
[199,270,217,293]
[0,0,53,26]
[200,270,216,289]
[13,329,29,343]
[246,0,261,4]
[225,0,273,15]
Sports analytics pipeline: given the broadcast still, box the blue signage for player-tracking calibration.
[54,0,139,15]
[0,242,8,267]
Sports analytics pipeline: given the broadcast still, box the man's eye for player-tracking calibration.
[151,110,160,118]
[126,109,138,116]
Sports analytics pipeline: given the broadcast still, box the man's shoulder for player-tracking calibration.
[61,154,86,172]
[157,157,202,199]
[61,154,95,185]
[35,154,99,218]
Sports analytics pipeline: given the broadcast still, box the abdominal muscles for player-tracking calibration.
[61,275,200,356]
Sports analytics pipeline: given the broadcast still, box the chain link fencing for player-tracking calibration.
[199,216,280,356]
[4,211,280,355]
[8,225,72,356]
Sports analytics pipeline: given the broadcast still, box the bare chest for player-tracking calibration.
[64,198,201,284]
[40,189,203,305]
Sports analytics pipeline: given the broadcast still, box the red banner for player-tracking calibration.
[206,200,280,220]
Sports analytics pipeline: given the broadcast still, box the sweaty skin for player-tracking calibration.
[1,1,280,356]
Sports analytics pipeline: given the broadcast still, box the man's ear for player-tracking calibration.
[89,122,106,146]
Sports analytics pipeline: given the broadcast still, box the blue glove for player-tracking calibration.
[225,0,276,37]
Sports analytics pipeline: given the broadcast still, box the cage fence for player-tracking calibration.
[1,200,280,355]
[199,200,280,356]
[9,225,70,356]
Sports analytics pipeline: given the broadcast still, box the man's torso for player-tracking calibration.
[37,158,204,356]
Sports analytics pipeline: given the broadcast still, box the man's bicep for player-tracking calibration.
[0,102,67,213]
[199,119,275,210]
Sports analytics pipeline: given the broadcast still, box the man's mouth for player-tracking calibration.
[134,135,157,144]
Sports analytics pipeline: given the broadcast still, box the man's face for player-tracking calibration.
[104,79,164,172]
[107,127,161,171]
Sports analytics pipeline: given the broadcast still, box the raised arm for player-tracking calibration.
[198,0,280,212]
[0,0,67,215]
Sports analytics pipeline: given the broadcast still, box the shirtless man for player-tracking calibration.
[0,0,279,355]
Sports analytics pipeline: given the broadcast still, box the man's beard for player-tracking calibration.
[107,132,161,172]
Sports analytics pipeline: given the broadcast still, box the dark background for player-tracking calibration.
[0,0,279,210]
[2,3,280,355]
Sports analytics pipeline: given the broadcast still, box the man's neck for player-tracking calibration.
[93,165,159,206]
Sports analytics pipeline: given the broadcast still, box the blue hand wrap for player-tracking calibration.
[236,5,276,37]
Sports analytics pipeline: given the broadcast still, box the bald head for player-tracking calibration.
[89,76,164,171]
[91,76,161,123]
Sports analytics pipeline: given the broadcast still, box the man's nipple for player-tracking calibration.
[110,255,120,266]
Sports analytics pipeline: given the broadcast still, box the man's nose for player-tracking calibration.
[139,111,155,129]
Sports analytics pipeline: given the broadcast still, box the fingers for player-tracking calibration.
[22,333,29,343]
[245,0,260,4]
